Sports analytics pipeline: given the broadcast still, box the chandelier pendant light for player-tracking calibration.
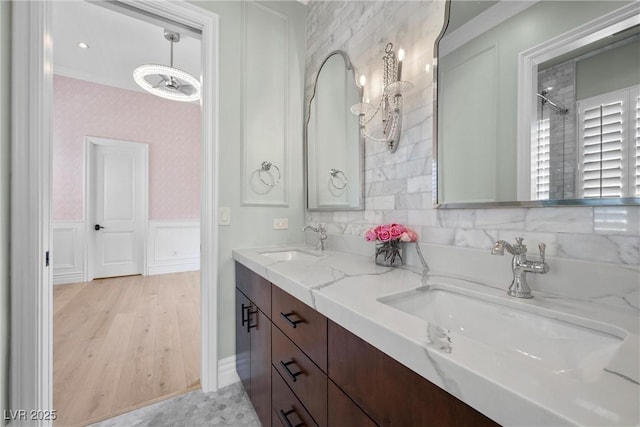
[133,29,201,102]
[351,42,413,153]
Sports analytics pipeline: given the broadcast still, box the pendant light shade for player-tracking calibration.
[133,30,200,102]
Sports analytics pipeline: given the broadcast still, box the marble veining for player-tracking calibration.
[421,330,462,399]
[605,368,640,386]
[233,245,640,426]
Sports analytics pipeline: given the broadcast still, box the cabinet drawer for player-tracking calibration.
[272,285,327,372]
[272,325,327,427]
[236,262,271,318]
[272,366,318,427]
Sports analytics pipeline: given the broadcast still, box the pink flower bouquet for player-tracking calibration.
[365,223,417,266]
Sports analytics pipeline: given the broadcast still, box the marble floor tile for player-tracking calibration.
[90,382,260,427]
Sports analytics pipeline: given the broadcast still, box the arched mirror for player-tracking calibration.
[305,51,364,211]
[435,0,640,207]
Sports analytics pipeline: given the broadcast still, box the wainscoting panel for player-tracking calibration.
[147,221,200,275]
[53,220,200,283]
[52,221,85,285]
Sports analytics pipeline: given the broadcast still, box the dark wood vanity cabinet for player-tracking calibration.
[272,366,318,427]
[327,379,376,427]
[235,289,251,394]
[272,285,328,372]
[235,264,272,427]
[328,320,498,427]
[271,284,329,427]
[235,262,498,427]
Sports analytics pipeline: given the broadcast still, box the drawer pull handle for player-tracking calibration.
[280,360,304,382]
[241,303,250,327]
[247,308,258,333]
[278,408,305,427]
[280,311,304,328]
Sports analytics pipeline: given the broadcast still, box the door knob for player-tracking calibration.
[94,224,105,231]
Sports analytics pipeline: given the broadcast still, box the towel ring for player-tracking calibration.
[329,168,348,190]
[259,161,281,187]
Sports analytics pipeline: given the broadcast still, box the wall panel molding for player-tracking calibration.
[52,221,85,285]
[147,220,200,275]
[241,2,290,206]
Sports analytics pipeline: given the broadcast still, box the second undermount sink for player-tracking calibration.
[378,280,624,382]
[260,249,321,262]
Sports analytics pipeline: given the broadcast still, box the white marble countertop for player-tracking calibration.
[232,245,640,426]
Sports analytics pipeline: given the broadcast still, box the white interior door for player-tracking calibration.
[90,138,147,279]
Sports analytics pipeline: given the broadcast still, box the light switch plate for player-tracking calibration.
[219,207,231,226]
[273,218,288,230]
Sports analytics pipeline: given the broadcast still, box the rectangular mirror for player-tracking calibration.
[435,0,640,207]
[305,51,364,211]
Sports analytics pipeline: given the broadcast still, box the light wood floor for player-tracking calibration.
[53,272,200,427]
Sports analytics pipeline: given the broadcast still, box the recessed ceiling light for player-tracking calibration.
[77,42,89,49]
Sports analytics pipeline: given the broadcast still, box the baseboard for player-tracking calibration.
[147,260,200,276]
[53,272,84,285]
[218,355,240,389]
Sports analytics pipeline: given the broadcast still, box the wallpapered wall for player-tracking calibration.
[305,0,639,266]
[53,75,201,221]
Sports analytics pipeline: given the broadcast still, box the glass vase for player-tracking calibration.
[374,240,404,267]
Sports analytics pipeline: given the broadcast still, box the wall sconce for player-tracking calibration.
[351,42,413,153]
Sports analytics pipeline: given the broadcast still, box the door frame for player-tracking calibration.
[85,137,149,281]
[11,0,220,422]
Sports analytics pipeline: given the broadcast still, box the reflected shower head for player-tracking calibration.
[537,91,569,115]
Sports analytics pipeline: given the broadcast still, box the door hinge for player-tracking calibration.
[45,251,50,267]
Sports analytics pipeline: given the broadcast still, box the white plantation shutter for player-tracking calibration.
[581,101,624,198]
[532,118,550,200]
[578,86,638,199]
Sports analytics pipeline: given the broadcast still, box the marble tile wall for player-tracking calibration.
[305,0,639,267]
[538,60,577,200]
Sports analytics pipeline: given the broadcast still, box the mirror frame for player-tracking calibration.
[433,0,640,209]
[304,50,365,211]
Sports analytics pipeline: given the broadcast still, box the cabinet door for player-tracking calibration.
[235,289,251,394]
[328,380,377,427]
[250,307,272,427]
[328,320,498,427]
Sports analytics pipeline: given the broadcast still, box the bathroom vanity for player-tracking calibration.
[235,262,496,427]
[233,246,640,426]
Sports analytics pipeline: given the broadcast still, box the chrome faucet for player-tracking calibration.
[491,237,549,299]
[303,223,327,251]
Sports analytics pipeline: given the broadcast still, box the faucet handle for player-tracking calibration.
[538,242,546,262]
[513,237,527,254]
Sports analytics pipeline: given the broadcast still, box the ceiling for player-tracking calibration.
[52,1,201,94]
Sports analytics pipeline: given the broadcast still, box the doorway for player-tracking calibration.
[11,0,220,421]
[50,3,204,424]
[86,138,148,280]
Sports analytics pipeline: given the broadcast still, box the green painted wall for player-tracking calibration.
[577,39,640,100]
[190,1,307,361]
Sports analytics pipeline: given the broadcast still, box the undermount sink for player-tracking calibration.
[378,281,624,382]
[261,249,321,262]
